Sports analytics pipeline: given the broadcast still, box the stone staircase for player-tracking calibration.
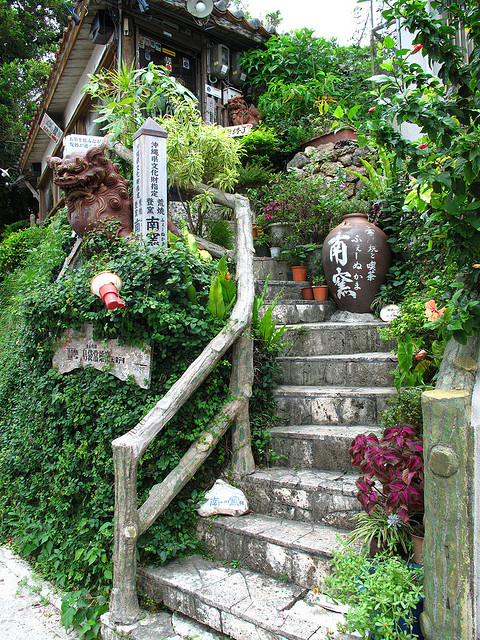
[105,258,396,640]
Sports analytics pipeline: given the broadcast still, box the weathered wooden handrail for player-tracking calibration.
[104,134,255,623]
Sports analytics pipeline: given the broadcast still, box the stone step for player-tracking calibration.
[137,556,358,640]
[264,301,336,325]
[253,257,289,281]
[281,322,394,357]
[238,468,361,530]
[255,280,311,301]
[197,513,349,589]
[274,385,396,426]
[269,424,382,472]
[277,352,396,386]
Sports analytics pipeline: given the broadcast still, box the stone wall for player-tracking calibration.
[286,139,376,199]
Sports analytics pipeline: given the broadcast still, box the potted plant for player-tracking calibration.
[261,200,294,244]
[323,544,424,640]
[253,229,271,257]
[280,244,317,282]
[310,257,329,300]
[348,424,424,560]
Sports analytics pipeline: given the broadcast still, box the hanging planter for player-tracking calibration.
[322,213,391,313]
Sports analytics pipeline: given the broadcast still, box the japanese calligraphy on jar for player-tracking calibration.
[322,213,391,313]
[132,117,168,245]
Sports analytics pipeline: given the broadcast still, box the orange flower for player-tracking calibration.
[312,588,319,595]
[425,299,446,321]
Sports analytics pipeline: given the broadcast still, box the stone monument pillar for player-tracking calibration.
[132,117,168,245]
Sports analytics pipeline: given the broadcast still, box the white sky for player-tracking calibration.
[248,0,368,46]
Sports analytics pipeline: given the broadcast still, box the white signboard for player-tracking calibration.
[205,84,222,99]
[40,113,64,143]
[64,135,105,156]
[53,323,152,389]
[132,117,168,245]
[224,123,254,137]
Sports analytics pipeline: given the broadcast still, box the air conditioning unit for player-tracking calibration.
[211,44,230,79]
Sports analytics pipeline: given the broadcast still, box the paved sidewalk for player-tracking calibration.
[0,545,77,640]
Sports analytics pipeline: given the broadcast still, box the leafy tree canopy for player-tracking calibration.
[0,1,66,229]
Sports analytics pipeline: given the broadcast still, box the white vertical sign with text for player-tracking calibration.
[132,117,168,245]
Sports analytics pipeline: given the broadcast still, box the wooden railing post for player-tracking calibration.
[109,442,141,623]
[230,328,255,476]
[420,336,479,640]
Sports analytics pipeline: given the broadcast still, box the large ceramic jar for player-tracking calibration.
[322,213,391,313]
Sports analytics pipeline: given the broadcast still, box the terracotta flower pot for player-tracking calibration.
[322,213,391,313]
[312,285,328,301]
[291,265,308,282]
[411,532,424,565]
[301,286,314,300]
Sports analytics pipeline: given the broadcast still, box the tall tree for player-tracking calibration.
[0,1,66,228]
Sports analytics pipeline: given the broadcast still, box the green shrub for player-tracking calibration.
[236,163,275,190]
[205,218,234,249]
[1,218,30,240]
[0,224,44,277]
[0,232,233,596]
[239,126,283,169]
[381,387,429,440]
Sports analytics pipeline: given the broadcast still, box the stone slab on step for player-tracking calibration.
[101,611,182,640]
[269,424,382,472]
[274,385,396,426]
[264,301,336,325]
[277,353,396,387]
[255,280,310,301]
[253,257,289,281]
[238,468,361,529]
[197,513,349,589]
[280,322,395,357]
[138,556,359,640]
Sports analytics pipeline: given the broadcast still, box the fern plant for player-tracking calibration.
[346,148,397,199]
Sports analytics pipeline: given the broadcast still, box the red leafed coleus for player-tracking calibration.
[349,424,424,524]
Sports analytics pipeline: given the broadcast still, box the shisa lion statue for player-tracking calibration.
[47,145,133,239]
[226,95,260,126]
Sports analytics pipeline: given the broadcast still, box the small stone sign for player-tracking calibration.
[224,123,254,137]
[53,324,152,389]
[380,304,402,322]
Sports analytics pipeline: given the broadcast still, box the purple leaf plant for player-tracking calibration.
[349,424,424,524]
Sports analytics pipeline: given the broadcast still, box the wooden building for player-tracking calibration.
[18,0,271,221]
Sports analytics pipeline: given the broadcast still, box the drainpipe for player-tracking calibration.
[117,1,123,72]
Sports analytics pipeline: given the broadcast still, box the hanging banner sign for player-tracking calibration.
[40,113,64,143]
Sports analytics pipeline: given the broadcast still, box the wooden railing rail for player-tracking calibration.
[104,135,255,624]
